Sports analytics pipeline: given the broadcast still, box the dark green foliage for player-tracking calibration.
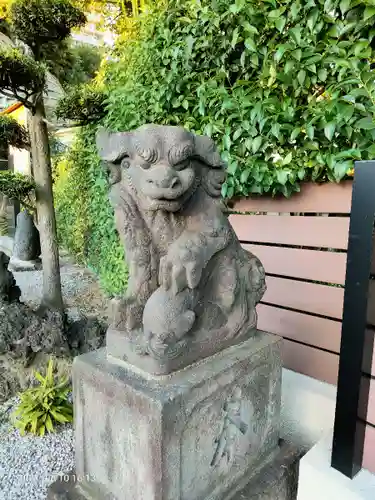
[55,84,107,124]
[0,18,12,38]
[54,127,128,295]
[0,47,46,104]
[42,40,103,88]
[1,1,93,90]
[0,171,35,207]
[101,0,374,197]
[12,359,73,436]
[9,0,86,51]
[0,115,30,149]
[59,42,103,88]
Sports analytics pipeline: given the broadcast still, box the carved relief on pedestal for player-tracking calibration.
[210,387,249,468]
[179,362,279,500]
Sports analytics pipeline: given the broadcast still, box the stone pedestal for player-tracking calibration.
[48,332,300,500]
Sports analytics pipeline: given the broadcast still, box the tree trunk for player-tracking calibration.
[30,97,64,312]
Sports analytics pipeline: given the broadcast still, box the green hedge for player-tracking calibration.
[54,0,375,293]
[54,127,128,296]
[102,0,375,197]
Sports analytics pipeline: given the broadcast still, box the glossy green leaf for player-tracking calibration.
[282,152,293,165]
[240,169,251,183]
[292,49,302,61]
[245,38,256,52]
[291,128,300,141]
[297,69,306,86]
[231,28,239,49]
[250,53,259,67]
[318,68,327,81]
[307,125,314,140]
[333,161,352,181]
[274,45,287,63]
[227,162,238,175]
[275,17,286,33]
[297,168,306,180]
[241,22,259,35]
[276,170,289,185]
[252,136,262,153]
[324,122,336,141]
[289,26,302,45]
[223,134,232,149]
[233,128,242,141]
[364,7,375,21]
[356,117,375,130]
[339,0,351,15]
[354,41,369,57]
[284,60,294,73]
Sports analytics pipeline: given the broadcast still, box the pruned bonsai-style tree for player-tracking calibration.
[0,0,86,312]
[0,114,30,151]
[0,115,34,235]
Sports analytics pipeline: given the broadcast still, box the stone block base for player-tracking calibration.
[47,332,300,500]
[48,442,300,500]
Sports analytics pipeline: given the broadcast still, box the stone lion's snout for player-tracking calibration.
[146,164,181,190]
[143,164,185,200]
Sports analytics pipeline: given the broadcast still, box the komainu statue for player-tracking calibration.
[96,124,266,374]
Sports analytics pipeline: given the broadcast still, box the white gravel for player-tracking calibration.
[0,398,74,500]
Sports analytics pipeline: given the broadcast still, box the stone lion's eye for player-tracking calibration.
[120,157,130,169]
[174,160,190,171]
[140,162,151,170]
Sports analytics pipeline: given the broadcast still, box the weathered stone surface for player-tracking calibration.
[58,333,282,500]
[12,210,41,261]
[66,317,106,356]
[96,125,266,374]
[47,442,300,500]
[0,253,106,401]
[0,251,21,303]
[232,441,300,500]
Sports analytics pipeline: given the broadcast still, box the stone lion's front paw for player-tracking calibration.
[159,246,203,294]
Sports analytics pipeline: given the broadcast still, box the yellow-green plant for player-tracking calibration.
[12,359,73,436]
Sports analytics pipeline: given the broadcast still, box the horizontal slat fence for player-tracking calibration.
[229,181,375,473]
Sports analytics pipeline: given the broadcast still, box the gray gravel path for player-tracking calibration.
[0,398,74,500]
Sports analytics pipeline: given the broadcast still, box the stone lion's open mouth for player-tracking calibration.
[156,195,182,202]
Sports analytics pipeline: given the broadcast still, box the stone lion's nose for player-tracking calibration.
[169,177,180,189]
[149,166,181,189]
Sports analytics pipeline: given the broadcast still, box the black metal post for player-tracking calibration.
[331,161,375,478]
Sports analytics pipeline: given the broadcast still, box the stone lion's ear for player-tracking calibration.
[193,134,225,169]
[96,127,133,163]
[193,134,227,198]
